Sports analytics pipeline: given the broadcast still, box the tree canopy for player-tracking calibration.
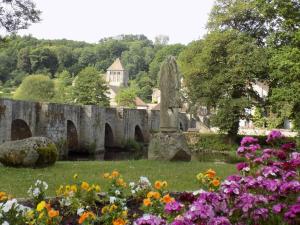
[0,0,41,33]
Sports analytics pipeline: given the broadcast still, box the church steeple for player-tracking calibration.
[106,58,128,87]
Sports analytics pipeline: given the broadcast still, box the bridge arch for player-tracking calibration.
[11,119,32,141]
[104,123,114,148]
[67,120,79,152]
[134,125,144,143]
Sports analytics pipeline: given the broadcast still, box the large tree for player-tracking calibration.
[70,67,109,106]
[13,74,55,102]
[0,0,41,33]
[178,30,267,139]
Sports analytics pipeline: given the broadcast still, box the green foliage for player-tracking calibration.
[0,0,41,33]
[53,70,73,103]
[149,44,185,83]
[252,107,266,128]
[13,74,55,102]
[30,47,59,76]
[178,30,267,137]
[115,86,137,108]
[70,67,109,106]
[35,143,58,167]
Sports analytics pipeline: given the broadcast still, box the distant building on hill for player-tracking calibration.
[105,58,129,106]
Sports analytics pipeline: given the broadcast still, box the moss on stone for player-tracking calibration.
[35,143,58,167]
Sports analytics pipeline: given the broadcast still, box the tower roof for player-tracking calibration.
[107,58,125,71]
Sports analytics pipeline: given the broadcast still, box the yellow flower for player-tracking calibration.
[154,181,162,189]
[143,198,152,207]
[101,206,109,214]
[110,204,118,212]
[73,173,78,179]
[103,173,110,178]
[36,201,46,212]
[38,212,44,219]
[95,185,101,192]
[26,210,34,219]
[196,172,204,180]
[212,179,220,187]
[122,210,128,217]
[71,185,78,193]
[162,181,168,188]
[113,218,126,225]
[81,182,90,191]
[0,192,8,202]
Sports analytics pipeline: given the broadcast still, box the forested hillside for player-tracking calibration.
[0,34,185,102]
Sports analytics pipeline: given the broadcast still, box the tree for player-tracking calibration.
[13,74,55,102]
[135,71,154,102]
[154,35,170,46]
[115,86,137,108]
[178,30,268,140]
[0,0,41,33]
[53,70,73,103]
[70,67,109,106]
[17,47,31,73]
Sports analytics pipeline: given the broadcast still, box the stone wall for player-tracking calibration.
[0,99,193,159]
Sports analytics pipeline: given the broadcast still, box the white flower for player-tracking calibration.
[192,189,205,196]
[2,199,17,213]
[35,180,42,186]
[60,198,71,206]
[139,176,151,185]
[109,196,117,204]
[2,221,9,225]
[131,190,136,194]
[43,182,48,190]
[123,206,128,211]
[115,190,120,195]
[242,167,250,172]
[129,182,135,188]
[77,208,84,216]
[32,188,40,197]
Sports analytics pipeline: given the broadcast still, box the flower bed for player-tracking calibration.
[0,130,299,225]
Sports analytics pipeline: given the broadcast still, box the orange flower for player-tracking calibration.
[147,191,161,199]
[45,203,52,212]
[162,194,174,204]
[113,218,126,225]
[154,181,162,189]
[0,192,7,201]
[143,198,152,207]
[112,170,120,178]
[78,211,95,224]
[48,209,59,218]
[205,169,216,179]
[212,179,220,187]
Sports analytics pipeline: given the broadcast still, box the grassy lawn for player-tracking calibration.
[0,160,236,198]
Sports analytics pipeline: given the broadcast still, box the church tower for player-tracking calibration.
[106,58,128,87]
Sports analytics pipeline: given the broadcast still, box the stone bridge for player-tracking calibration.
[0,99,194,159]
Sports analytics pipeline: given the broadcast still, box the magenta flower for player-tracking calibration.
[134,214,166,225]
[281,142,296,151]
[208,216,231,225]
[236,162,250,172]
[266,130,283,143]
[272,203,286,213]
[240,136,258,146]
[165,201,183,214]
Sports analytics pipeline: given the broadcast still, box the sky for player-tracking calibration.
[18,0,215,45]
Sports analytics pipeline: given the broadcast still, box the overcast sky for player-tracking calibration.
[18,0,215,44]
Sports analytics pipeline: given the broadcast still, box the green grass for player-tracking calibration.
[0,160,236,198]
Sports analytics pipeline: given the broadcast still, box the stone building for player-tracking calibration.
[105,58,129,106]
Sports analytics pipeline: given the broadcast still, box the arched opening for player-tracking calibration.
[11,119,32,141]
[104,123,115,160]
[134,125,144,143]
[105,123,114,148]
[179,122,184,131]
[67,120,80,159]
